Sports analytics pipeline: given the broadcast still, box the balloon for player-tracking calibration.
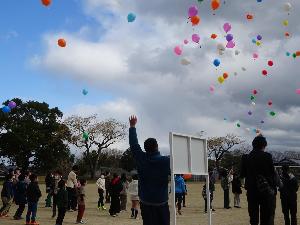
[253,53,259,59]
[218,76,224,84]
[250,95,255,101]
[256,41,261,46]
[268,100,273,106]
[41,0,51,6]
[283,3,292,12]
[217,43,225,51]
[226,40,235,48]
[184,39,189,44]
[293,53,297,58]
[58,38,66,47]
[211,0,220,10]
[127,13,136,22]
[192,34,200,43]
[270,111,276,117]
[252,39,257,44]
[246,14,254,20]
[211,34,218,39]
[2,106,11,113]
[242,67,246,71]
[257,0,262,2]
[223,23,231,33]
[286,52,291,56]
[268,60,274,66]
[296,89,300,95]
[190,16,200,26]
[237,123,241,128]
[82,132,89,141]
[174,46,182,56]
[82,89,88,95]
[261,120,265,124]
[188,6,198,17]
[257,35,262,40]
[248,111,252,116]
[262,70,268,76]
[296,51,300,56]
[283,20,289,26]
[223,72,229,79]
[226,34,233,42]
[234,72,238,76]
[181,58,191,66]
[209,85,215,93]
[246,128,251,132]
[183,174,192,180]
[235,50,240,55]
[8,101,16,109]
[218,50,224,56]
[253,90,258,95]
[213,59,221,67]
[285,32,290,37]
[251,102,256,106]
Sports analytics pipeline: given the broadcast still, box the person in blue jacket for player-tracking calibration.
[175,175,186,215]
[13,174,28,220]
[129,115,170,225]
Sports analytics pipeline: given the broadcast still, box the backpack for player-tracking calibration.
[256,175,275,196]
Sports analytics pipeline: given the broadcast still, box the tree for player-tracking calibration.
[208,134,243,168]
[0,98,72,172]
[120,148,136,172]
[64,115,126,179]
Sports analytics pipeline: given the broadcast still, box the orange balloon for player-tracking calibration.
[190,16,200,26]
[211,33,218,39]
[223,72,229,79]
[58,38,66,48]
[285,32,290,37]
[246,14,254,20]
[183,174,192,180]
[41,0,51,6]
[296,51,300,56]
[211,0,220,10]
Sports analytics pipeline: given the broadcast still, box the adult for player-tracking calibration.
[109,174,122,217]
[232,172,242,208]
[280,165,299,225]
[66,165,79,211]
[120,173,129,211]
[241,135,277,225]
[129,115,170,225]
[221,168,233,209]
[105,171,112,203]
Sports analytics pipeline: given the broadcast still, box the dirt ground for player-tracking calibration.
[1,182,298,225]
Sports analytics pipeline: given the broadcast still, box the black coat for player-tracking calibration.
[15,181,28,205]
[109,178,123,197]
[232,177,242,194]
[241,150,276,194]
[27,182,42,203]
[280,173,299,200]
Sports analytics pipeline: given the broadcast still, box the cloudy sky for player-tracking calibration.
[1,0,300,153]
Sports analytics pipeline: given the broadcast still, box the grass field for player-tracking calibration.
[0,182,297,225]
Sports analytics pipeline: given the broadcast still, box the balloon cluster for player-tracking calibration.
[1,101,17,114]
[223,23,235,49]
[188,6,200,26]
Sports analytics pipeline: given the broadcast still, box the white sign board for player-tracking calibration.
[169,132,211,225]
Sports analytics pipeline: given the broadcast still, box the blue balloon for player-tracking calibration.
[127,13,136,23]
[2,106,11,113]
[252,39,256,44]
[257,0,262,2]
[286,52,291,56]
[213,59,220,67]
[82,89,88,96]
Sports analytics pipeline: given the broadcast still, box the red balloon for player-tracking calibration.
[268,101,273,106]
[211,34,218,39]
[268,60,274,66]
[190,16,200,26]
[262,70,268,76]
[58,38,67,47]
[183,174,192,180]
[253,89,258,95]
[41,0,51,6]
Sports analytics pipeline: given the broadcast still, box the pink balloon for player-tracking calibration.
[296,89,300,95]
[223,22,232,33]
[174,46,182,56]
[192,34,200,43]
[188,5,198,18]
[209,85,215,93]
[184,39,189,44]
[253,53,259,59]
[226,40,235,48]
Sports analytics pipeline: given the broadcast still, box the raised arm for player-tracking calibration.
[129,115,144,160]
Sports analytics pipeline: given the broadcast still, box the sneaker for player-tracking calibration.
[0,214,8,218]
[101,206,107,210]
[111,214,117,217]
[69,209,74,212]
[76,220,86,224]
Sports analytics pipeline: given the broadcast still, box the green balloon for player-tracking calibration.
[250,95,255,101]
[83,132,89,140]
[270,111,276,117]
[293,53,297,58]
[237,123,241,128]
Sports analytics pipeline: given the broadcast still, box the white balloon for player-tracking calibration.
[284,2,292,12]
[235,50,240,55]
[246,128,250,132]
[181,58,191,65]
[217,43,225,51]
[251,102,256,106]
[218,50,224,55]
[242,67,246,71]
[234,72,238,76]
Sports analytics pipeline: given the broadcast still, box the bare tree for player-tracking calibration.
[208,134,243,167]
[64,115,127,178]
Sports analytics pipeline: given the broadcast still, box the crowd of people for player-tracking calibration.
[0,116,299,225]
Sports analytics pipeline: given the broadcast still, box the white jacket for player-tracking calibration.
[66,171,77,188]
[96,176,106,190]
[128,180,139,196]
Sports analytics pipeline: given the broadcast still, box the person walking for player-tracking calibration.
[52,170,62,218]
[14,174,28,220]
[280,165,299,225]
[232,172,242,208]
[109,174,123,217]
[175,175,186,215]
[45,171,53,207]
[128,174,139,219]
[129,115,170,225]
[202,174,215,213]
[76,179,87,224]
[26,174,42,225]
[120,173,129,211]
[0,174,14,217]
[96,174,106,210]
[55,180,68,225]
[66,165,79,211]
[240,135,277,225]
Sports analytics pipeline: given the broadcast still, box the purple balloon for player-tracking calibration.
[188,6,198,18]
[192,34,200,43]
[223,22,232,33]
[8,101,16,109]
[257,35,262,40]
[226,40,235,48]
[226,34,233,42]
[248,111,252,116]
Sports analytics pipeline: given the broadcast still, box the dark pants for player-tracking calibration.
[67,187,77,210]
[175,193,183,211]
[98,189,105,207]
[45,192,52,207]
[0,197,12,215]
[140,203,170,225]
[281,197,297,225]
[14,203,26,218]
[56,207,66,225]
[182,193,186,207]
[247,192,276,225]
[109,195,120,215]
[120,194,127,211]
[105,189,111,203]
[52,194,57,217]
[26,202,38,223]
[204,194,213,212]
[224,189,230,208]
[77,204,85,222]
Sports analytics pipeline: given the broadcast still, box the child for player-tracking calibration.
[76,179,87,224]
[175,175,186,215]
[56,180,68,225]
[202,177,215,213]
[232,173,242,208]
[14,174,28,220]
[109,174,122,217]
[52,170,62,218]
[96,174,106,210]
[128,174,139,219]
[120,173,129,211]
[26,174,42,225]
[0,174,14,217]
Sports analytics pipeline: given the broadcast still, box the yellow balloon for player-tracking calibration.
[218,76,224,84]
[256,41,261,46]
[283,20,289,26]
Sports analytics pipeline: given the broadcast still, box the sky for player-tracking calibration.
[1,0,300,153]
